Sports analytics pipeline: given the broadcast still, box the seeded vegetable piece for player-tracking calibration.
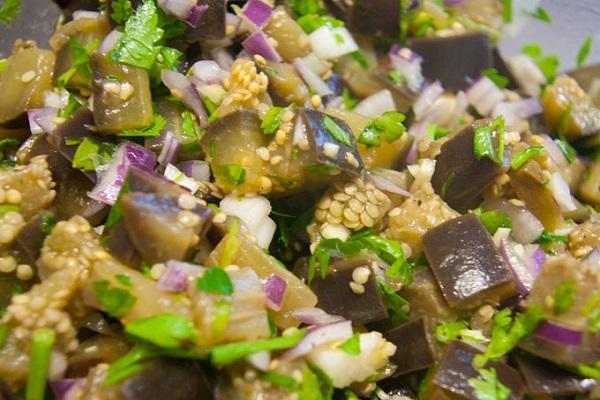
[515,355,592,397]
[13,210,57,266]
[400,267,457,323]
[91,53,153,134]
[67,334,131,377]
[184,0,225,40]
[408,32,494,91]
[263,7,311,62]
[508,158,565,231]
[383,318,438,376]
[307,254,388,325]
[568,64,600,107]
[347,0,400,38]
[206,231,317,328]
[333,46,383,98]
[117,358,215,400]
[373,67,420,113]
[431,120,505,213]
[579,162,600,205]
[0,46,55,124]
[421,341,526,400]
[258,61,310,106]
[422,215,516,309]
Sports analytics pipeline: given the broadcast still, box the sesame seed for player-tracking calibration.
[150,263,166,280]
[323,142,340,159]
[270,155,283,166]
[275,130,287,145]
[345,152,359,168]
[256,147,271,161]
[20,70,36,83]
[177,210,201,228]
[225,24,236,36]
[6,189,21,204]
[352,266,371,285]
[298,139,310,151]
[311,95,322,108]
[119,82,134,101]
[349,281,365,294]
[177,193,197,210]
[213,212,227,224]
[16,264,33,280]
[253,54,266,65]
[0,256,16,273]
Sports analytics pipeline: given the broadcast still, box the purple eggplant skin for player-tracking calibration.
[13,209,56,267]
[184,0,226,41]
[373,67,419,113]
[322,0,349,21]
[118,358,214,400]
[518,333,600,369]
[347,0,400,38]
[301,109,364,175]
[431,120,504,213]
[54,168,109,225]
[422,215,516,310]
[306,254,389,325]
[52,0,99,17]
[422,341,526,400]
[383,318,438,376]
[515,354,594,397]
[492,48,518,91]
[408,32,494,91]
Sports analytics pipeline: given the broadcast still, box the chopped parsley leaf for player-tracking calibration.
[473,116,505,165]
[125,314,197,348]
[378,281,409,326]
[322,115,353,146]
[468,367,510,400]
[350,50,368,70]
[297,13,344,34]
[342,88,357,111]
[72,138,117,172]
[0,0,20,25]
[577,36,593,68]
[93,280,136,318]
[104,181,131,230]
[502,0,512,23]
[58,94,82,119]
[534,230,569,245]
[521,43,559,81]
[261,106,284,135]
[426,123,451,140]
[40,211,57,235]
[213,164,246,187]
[288,0,320,16]
[196,268,234,295]
[435,320,468,344]
[553,280,575,315]
[470,208,512,235]
[527,6,552,23]
[115,274,132,287]
[118,114,167,137]
[510,145,546,170]
[482,68,509,90]
[358,111,406,148]
[338,333,361,355]
[110,0,133,25]
[388,70,405,85]
[261,372,299,391]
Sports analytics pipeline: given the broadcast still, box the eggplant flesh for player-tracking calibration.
[422,215,516,309]
[184,0,225,40]
[347,0,400,38]
[431,120,504,213]
[515,355,593,397]
[422,341,526,400]
[383,318,438,376]
[259,61,310,107]
[308,254,388,326]
[408,33,494,91]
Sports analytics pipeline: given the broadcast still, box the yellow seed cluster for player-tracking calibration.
[222,59,269,109]
[568,220,600,259]
[315,177,391,231]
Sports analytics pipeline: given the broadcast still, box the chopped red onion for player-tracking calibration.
[443,0,466,5]
[584,247,600,265]
[264,274,287,311]
[367,174,411,197]
[405,139,418,165]
[98,30,123,55]
[548,172,577,212]
[211,47,234,71]
[157,261,203,292]
[536,321,582,346]
[246,351,270,371]
[88,143,157,205]
[191,60,228,85]
[292,308,346,326]
[158,0,208,27]
[389,46,424,93]
[280,320,353,361]
[500,239,535,295]
[354,90,396,118]
[508,55,546,97]
[51,379,84,400]
[28,108,57,134]
[186,4,209,27]
[161,70,208,127]
[540,134,569,170]
[413,81,443,120]
[158,131,181,166]
[308,26,358,60]
[164,163,201,193]
[242,31,282,62]
[241,0,273,28]
[466,77,504,116]
[482,199,544,244]
[179,160,210,182]
[293,58,332,97]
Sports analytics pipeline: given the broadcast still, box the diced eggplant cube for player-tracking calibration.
[348,0,400,38]
[431,121,504,212]
[184,0,225,40]
[515,355,592,397]
[423,341,526,400]
[300,109,364,175]
[13,210,52,266]
[408,33,493,91]
[309,254,387,325]
[518,333,600,369]
[383,318,438,376]
[422,215,516,309]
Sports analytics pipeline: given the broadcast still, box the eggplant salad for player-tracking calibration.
[0,0,599,399]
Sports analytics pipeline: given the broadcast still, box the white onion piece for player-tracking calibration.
[280,320,353,361]
[43,90,64,109]
[161,70,208,127]
[367,174,411,197]
[164,163,201,193]
[292,308,345,326]
[308,26,358,60]
[88,144,157,205]
[264,274,287,311]
[293,58,332,97]
[28,108,57,134]
[292,115,308,146]
[179,160,210,182]
[220,195,276,248]
[482,199,544,244]
[492,97,543,127]
[413,81,443,120]
[191,60,228,85]
[211,47,234,70]
[466,77,504,116]
[246,351,270,371]
[157,131,181,166]
[48,351,68,381]
[98,30,123,55]
[584,247,600,265]
[500,239,535,295]
[301,53,329,76]
[548,172,577,212]
[508,55,546,97]
[540,134,569,170]
[157,261,203,292]
[73,10,100,20]
[354,90,396,118]
[389,45,424,93]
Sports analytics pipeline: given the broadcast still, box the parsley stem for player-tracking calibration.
[25,328,56,400]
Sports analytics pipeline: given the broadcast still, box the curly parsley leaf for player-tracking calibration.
[553,280,575,315]
[482,68,509,90]
[435,321,468,344]
[72,138,117,172]
[577,36,593,68]
[118,114,167,137]
[111,0,133,25]
[473,116,505,165]
[323,115,353,146]
[125,314,198,349]
[526,7,551,23]
[358,111,406,148]
[196,268,234,295]
[338,333,361,355]
[0,0,20,25]
[468,368,510,400]
[470,208,512,235]
[93,280,136,318]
